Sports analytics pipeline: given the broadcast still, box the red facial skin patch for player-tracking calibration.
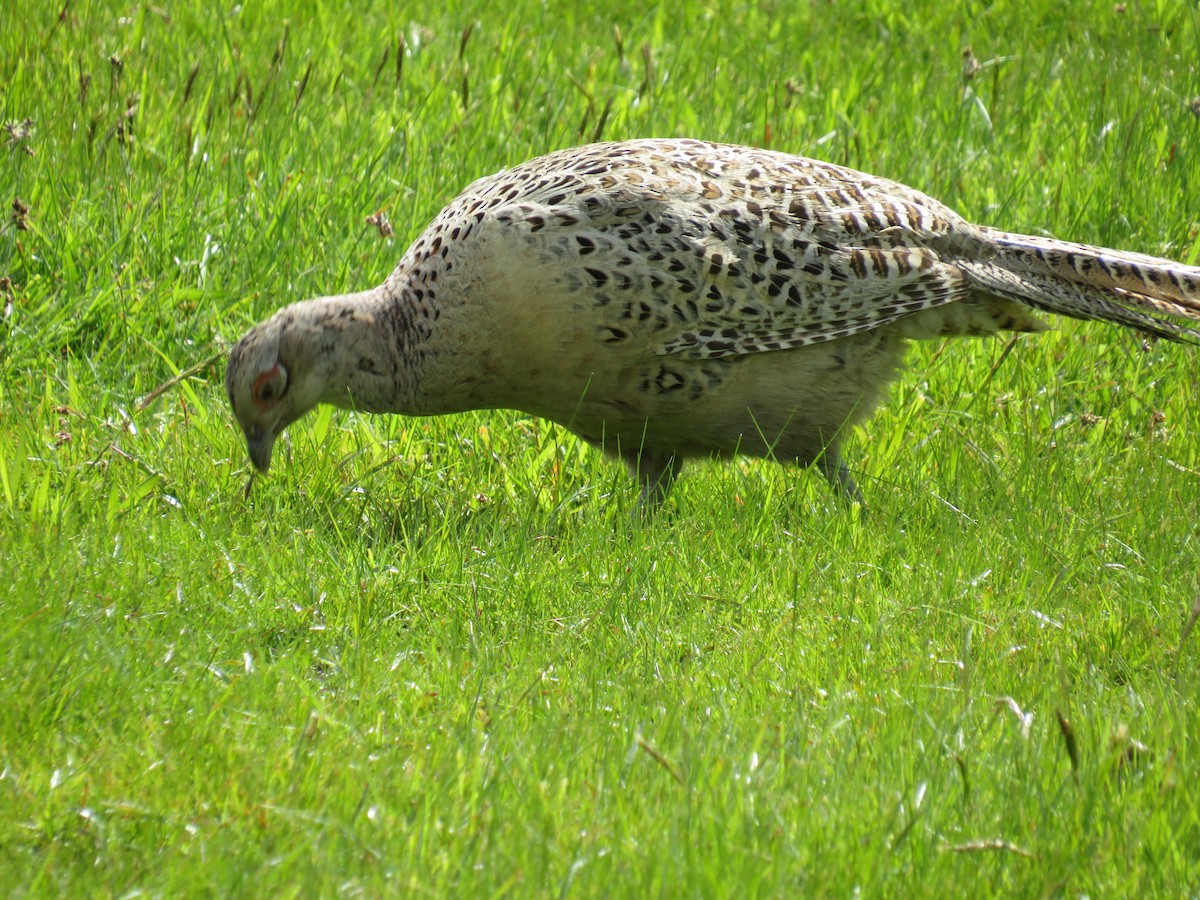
[251,364,280,411]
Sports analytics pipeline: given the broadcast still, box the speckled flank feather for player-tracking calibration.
[226,139,1200,510]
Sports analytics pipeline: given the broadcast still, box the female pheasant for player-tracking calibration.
[226,139,1200,508]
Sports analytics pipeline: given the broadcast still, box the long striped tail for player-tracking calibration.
[958,227,1200,342]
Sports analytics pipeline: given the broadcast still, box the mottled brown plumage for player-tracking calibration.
[226,139,1200,509]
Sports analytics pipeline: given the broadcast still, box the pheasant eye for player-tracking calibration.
[251,363,288,409]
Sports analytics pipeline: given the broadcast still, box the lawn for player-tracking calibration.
[2,0,1199,894]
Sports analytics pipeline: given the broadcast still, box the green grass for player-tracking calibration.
[3,0,1200,894]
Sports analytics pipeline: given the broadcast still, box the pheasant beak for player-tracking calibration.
[243,423,276,473]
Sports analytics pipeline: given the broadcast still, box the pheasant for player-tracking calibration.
[226,139,1200,509]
